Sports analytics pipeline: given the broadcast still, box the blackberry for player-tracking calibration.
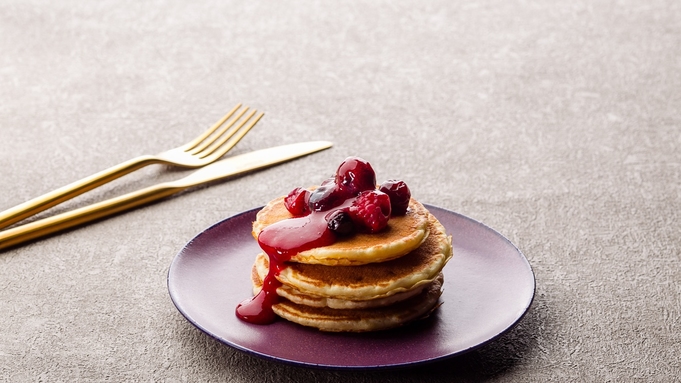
[308,181,351,212]
[325,209,355,236]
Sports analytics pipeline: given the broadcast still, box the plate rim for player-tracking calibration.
[167,203,535,370]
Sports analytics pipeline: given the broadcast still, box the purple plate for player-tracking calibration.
[167,205,535,369]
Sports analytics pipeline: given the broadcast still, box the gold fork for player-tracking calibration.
[0,103,264,230]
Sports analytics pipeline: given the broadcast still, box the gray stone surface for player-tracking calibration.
[1,0,679,381]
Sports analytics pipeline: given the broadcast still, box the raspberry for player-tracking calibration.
[379,179,411,215]
[348,190,391,233]
[284,187,311,217]
[335,157,377,196]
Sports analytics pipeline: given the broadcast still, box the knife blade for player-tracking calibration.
[0,141,333,250]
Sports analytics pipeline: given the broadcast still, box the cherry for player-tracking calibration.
[379,179,411,215]
[335,157,377,196]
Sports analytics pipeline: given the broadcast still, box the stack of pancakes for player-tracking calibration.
[250,196,453,332]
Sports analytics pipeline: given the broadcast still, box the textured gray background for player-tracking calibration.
[1,0,679,381]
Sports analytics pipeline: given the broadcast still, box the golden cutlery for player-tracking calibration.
[0,104,263,230]
[0,141,333,250]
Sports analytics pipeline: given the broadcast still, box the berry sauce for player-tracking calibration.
[235,156,403,326]
[235,212,336,324]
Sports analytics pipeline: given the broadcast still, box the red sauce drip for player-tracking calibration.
[235,212,336,324]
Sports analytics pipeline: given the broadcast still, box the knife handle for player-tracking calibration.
[0,156,157,231]
[0,182,185,251]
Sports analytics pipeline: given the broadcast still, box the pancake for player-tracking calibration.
[251,214,453,302]
[252,196,431,266]
[274,281,428,309]
[251,262,432,309]
[271,273,444,332]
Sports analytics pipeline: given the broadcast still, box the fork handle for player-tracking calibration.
[0,181,186,250]
[0,155,159,230]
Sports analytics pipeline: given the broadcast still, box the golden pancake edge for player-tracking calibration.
[251,214,452,303]
[271,273,445,332]
[252,196,431,266]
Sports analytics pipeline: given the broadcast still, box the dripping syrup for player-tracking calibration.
[235,212,336,324]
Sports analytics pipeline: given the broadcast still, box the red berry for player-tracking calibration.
[320,176,335,186]
[379,179,411,215]
[348,190,391,233]
[335,157,377,196]
[284,187,311,217]
[308,180,352,212]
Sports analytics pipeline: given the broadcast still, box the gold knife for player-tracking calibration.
[0,141,332,250]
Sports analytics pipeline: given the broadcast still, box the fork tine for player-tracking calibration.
[182,103,242,152]
[187,106,250,155]
[197,109,257,158]
[199,109,256,154]
[199,111,264,160]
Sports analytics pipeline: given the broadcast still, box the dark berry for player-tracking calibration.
[335,157,377,196]
[284,187,311,217]
[308,181,352,212]
[348,190,392,233]
[325,209,355,236]
[379,179,411,215]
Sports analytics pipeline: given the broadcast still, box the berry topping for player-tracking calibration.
[325,209,355,236]
[379,179,411,215]
[284,187,311,217]
[335,157,377,196]
[348,190,392,233]
[320,176,335,186]
[308,180,352,212]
